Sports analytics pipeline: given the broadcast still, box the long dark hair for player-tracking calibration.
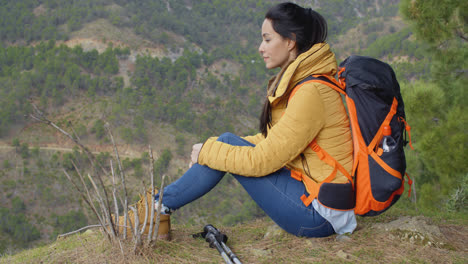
[259,2,328,137]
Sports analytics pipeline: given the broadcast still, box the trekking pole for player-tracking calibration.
[204,231,233,264]
[204,224,242,264]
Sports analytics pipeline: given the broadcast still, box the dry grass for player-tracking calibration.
[2,216,466,264]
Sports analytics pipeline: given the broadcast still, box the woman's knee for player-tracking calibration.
[216,132,237,143]
[216,132,254,147]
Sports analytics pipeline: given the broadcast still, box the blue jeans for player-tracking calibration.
[156,132,334,237]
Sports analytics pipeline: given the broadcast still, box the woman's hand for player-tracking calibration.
[189,143,203,168]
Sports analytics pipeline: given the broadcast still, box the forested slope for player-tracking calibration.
[0,0,466,255]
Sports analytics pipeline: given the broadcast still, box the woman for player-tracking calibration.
[155,2,356,237]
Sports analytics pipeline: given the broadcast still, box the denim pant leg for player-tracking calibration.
[157,132,334,237]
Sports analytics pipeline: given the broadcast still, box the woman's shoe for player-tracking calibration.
[116,188,171,240]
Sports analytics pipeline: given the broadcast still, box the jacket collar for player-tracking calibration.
[267,43,337,104]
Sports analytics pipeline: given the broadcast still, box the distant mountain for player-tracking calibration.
[1,0,428,253]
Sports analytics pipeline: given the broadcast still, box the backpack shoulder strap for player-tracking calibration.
[289,75,346,101]
[287,75,354,205]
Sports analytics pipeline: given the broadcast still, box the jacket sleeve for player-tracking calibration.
[242,133,264,145]
[198,83,325,176]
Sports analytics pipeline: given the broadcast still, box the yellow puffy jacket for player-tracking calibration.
[198,43,353,186]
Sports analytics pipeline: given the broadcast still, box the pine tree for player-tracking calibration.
[400,0,468,209]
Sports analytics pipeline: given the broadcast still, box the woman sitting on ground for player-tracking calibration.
[155,1,356,238]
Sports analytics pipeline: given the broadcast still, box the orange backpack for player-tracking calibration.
[290,55,413,216]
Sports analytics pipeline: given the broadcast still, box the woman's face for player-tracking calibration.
[259,19,296,70]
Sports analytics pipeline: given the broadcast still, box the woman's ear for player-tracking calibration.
[287,39,296,51]
[287,33,297,52]
[287,40,297,60]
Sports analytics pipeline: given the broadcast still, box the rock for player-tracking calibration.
[373,216,442,241]
[250,248,273,258]
[336,233,353,242]
[263,224,285,239]
[83,229,94,235]
[373,216,447,247]
[336,250,351,260]
[305,239,318,246]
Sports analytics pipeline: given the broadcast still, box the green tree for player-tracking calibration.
[400,0,468,210]
[11,197,26,214]
[20,143,29,159]
[175,133,186,156]
[120,127,134,143]
[400,0,467,45]
[154,149,172,179]
[12,138,20,150]
[91,119,106,139]
[0,205,40,246]
[3,160,10,170]
[52,211,88,238]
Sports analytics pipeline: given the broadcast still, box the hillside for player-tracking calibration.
[2,214,466,263]
[0,0,466,259]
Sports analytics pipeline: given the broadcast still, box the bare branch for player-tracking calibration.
[30,104,98,171]
[140,185,149,235]
[86,173,111,235]
[152,174,167,241]
[30,102,116,237]
[147,145,156,242]
[116,236,125,260]
[129,206,142,254]
[105,122,129,239]
[62,169,110,243]
[110,160,120,234]
[124,205,135,239]
[411,176,418,211]
[57,224,104,239]
[455,28,468,42]
[68,120,81,142]
[71,161,105,227]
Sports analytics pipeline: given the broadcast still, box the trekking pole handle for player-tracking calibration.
[204,224,227,243]
[205,232,233,264]
[204,224,242,264]
[220,241,242,264]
